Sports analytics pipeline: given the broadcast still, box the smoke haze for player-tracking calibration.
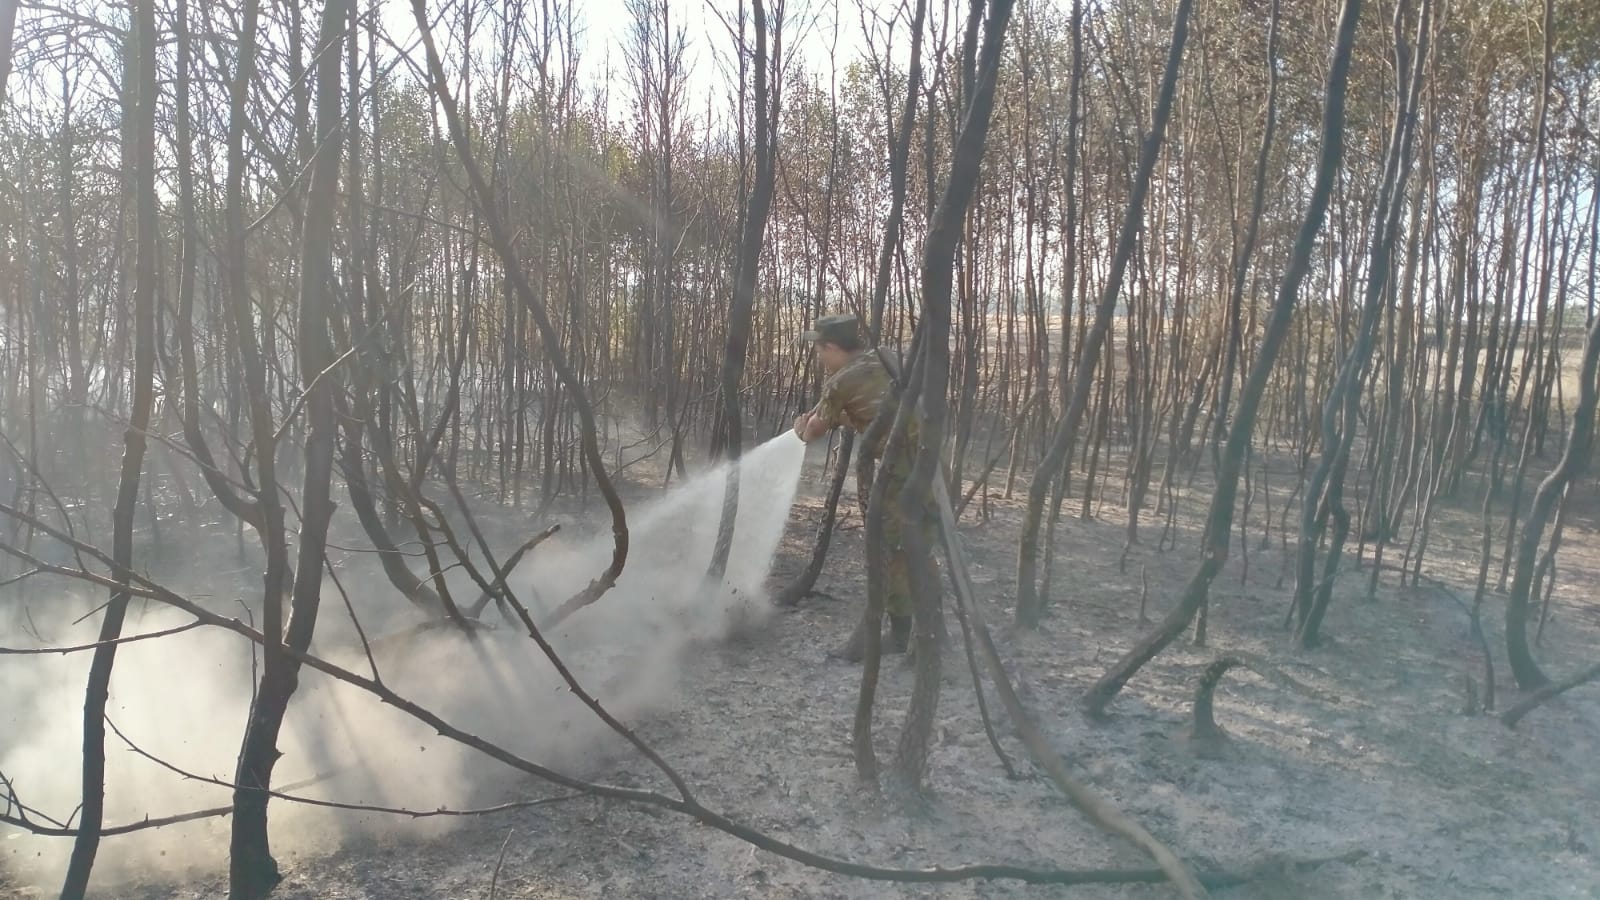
[0,432,807,891]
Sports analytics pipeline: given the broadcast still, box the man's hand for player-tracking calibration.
[793,412,812,439]
[799,412,833,444]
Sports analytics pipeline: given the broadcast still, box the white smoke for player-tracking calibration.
[0,432,809,892]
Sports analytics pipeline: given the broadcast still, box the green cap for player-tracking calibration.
[801,313,860,345]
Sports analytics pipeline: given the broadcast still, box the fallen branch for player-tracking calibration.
[1186,653,1337,757]
[950,580,1019,779]
[0,496,1344,890]
[1500,660,1600,728]
[933,481,1211,899]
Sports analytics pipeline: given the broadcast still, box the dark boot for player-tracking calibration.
[889,614,913,654]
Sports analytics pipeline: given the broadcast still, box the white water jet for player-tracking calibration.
[527,430,808,652]
[0,432,810,891]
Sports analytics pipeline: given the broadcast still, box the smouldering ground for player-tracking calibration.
[5,454,1600,899]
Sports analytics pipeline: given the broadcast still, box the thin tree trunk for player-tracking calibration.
[410,0,627,621]
[1506,177,1593,693]
[229,1,347,894]
[709,0,780,578]
[891,0,1016,792]
[59,0,158,892]
[1212,0,1280,456]
[1016,0,1195,626]
[1085,0,1364,715]
[173,0,260,532]
[1295,0,1430,646]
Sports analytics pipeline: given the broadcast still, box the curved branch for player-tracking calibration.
[1501,661,1600,728]
[933,483,1210,900]
[0,506,1344,893]
[104,715,583,822]
[408,0,628,615]
[1187,653,1338,756]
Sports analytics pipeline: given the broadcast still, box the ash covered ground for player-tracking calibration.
[4,446,1599,900]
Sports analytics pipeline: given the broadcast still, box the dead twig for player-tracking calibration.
[465,524,561,618]
[0,620,204,654]
[1,805,233,837]
[105,715,583,821]
[488,828,515,900]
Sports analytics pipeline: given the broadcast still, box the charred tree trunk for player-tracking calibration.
[709,0,780,579]
[59,0,158,892]
[1211,0,1281,454]
[173,0,260,533]
[1506,189,1595,692]
[784,0,926,608]
[1084,0,1363,715]
[229,1,347,894]
[1016,0,1194,626]
[1294,0,1430,647]
[890,0,1016,792]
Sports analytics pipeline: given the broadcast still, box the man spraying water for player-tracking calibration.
[793,314,938,662]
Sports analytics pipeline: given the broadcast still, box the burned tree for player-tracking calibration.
[709,0,783,578]
[228,1,349,894]
[59,0,158,892]
[1085,0,1365,715]
[1015,0,1195,627]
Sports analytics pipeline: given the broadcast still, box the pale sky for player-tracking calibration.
[378,0,897,122]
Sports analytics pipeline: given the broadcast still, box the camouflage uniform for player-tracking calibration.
[810,348,939,621]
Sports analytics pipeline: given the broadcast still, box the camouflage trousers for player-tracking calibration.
[878,453,940,619]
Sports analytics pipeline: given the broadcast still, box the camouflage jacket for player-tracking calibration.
[813,349,918,459]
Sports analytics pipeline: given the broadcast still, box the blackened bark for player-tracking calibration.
[709,0,781,578]
[229,1,348,895]
[1016,0,1195,626]
[891,0,1016,791]
[1084,0,1364,715]
[1503,0,1565,692]
[1295,0,1431,647]
[1506,236,1595,690]
[59,0,158,892]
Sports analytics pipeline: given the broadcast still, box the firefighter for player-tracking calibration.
[793,314,937,661]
